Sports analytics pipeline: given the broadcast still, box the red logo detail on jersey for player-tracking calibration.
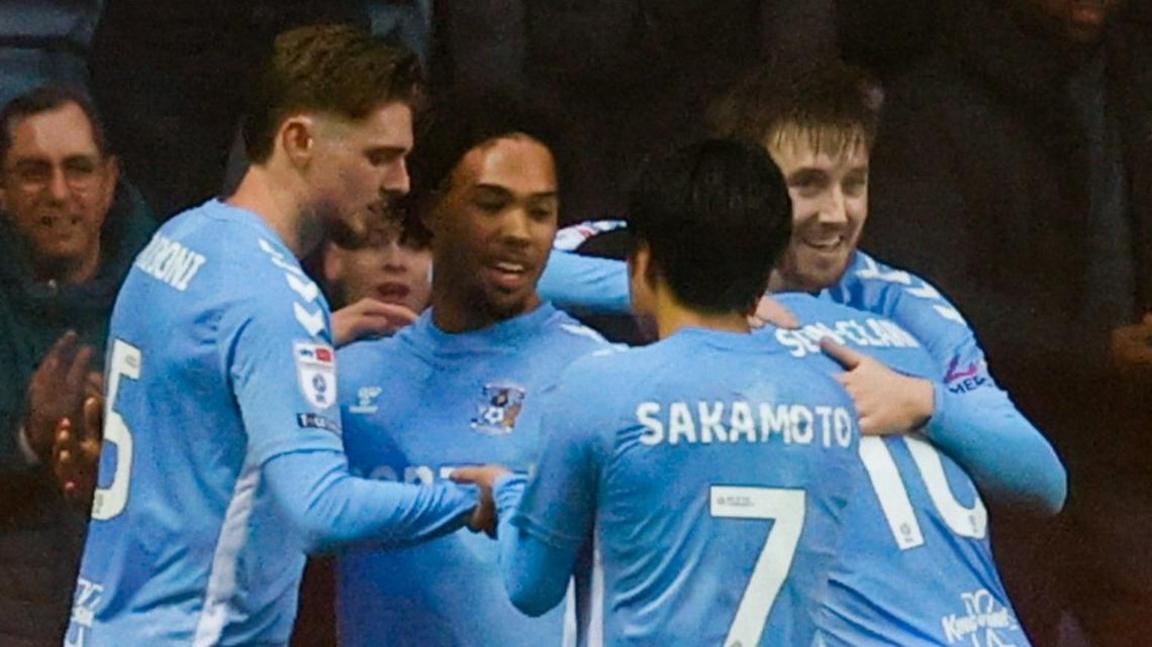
[944,356,980,383]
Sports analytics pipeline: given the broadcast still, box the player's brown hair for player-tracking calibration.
[243,24,421,163]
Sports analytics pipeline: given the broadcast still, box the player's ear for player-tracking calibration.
[279,114,316,167]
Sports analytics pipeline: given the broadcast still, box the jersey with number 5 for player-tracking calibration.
[511,328,859,646]
[769,293,1029,647]
[68,200,344,646]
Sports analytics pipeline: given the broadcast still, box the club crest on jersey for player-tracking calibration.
[471,382,526,435]
[295,342,336,409]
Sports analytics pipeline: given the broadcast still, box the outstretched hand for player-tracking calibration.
[53,395,104,506]
[821,338,934,436]
[332,298,420,347]
[451,465,513,537]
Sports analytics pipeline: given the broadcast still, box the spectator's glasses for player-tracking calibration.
[5,155,105,193]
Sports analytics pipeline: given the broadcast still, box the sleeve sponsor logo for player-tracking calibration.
[944,355,988,394]
[296,412,342,435]
[295,342,337,409]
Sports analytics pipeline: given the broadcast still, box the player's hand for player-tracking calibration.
[52,396,104,506]
[821,339,934,436]
[25,331,96,463]
[748,295,799,330]
[1111,313,1152,371]
[451,465,513,537]
[332,298,420,347]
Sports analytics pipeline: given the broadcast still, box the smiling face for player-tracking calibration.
[767,126,869,293]
[0,101,118,282]
[428,135,558,327]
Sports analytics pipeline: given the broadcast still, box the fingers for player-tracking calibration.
[81,396,104,443]
[85,370,104,399]
[754,296,800,330]
[66,344,96,393]
[820,338,865,370]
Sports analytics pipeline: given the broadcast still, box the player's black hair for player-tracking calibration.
[627,138,792,314]
[407,86,571,216]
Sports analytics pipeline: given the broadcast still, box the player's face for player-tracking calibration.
[325,220,433,313]
[0,102,118,277]
[307,101,413,239]
[768,129,869,293]
[430,135,558,320]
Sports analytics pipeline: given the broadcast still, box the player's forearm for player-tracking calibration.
[539,250,631,314]
[265,450,478,553]
[494,474,575,616]
[926,384,1067,515]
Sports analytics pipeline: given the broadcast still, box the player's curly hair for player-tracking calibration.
[243,24,422,163]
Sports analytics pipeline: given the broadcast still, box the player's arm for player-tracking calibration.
[539,221,631,314]
[457,373,604,616]
[263,449,482,553]
[223,268,483,554]
[833,261,1067,514]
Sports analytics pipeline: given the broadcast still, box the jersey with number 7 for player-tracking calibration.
[510,328,859,646]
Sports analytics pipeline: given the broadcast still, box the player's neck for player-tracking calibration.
[227,165,313,257]
[430,282,542,334]
[652,289,749,340]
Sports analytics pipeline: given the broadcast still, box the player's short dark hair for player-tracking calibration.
[706,59,882,157]
[0,85,110,161]
[627,138,792,314]
[407,86,570,215]
[243,24,421,163]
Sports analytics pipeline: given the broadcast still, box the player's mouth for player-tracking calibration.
[800,235,845,254]
[484,260,533,291]
[375,281,411,303]
[37,213,83,230]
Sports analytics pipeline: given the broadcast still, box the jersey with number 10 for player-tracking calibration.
[767,293,1029,647]
[512,328,859,646]
[69,200,345,646]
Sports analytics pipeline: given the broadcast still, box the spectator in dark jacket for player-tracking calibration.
[853,1,1152,644]
[0,86,154,647]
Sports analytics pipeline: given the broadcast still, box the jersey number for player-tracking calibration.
[91,339,140,521]
[858,436,987,549]
[710,486,806,646]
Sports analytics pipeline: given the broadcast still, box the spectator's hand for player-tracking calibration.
[1111,313,1152,371]
[452,465,512,538]
[332,298,420,347]
[53,396,103,506]
[25,331,96,462]
[821,339,934,436]
[748,295,799,330]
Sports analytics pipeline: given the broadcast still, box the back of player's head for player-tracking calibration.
[407,86,569,214]
[706,59,882,158]
[0,85,110,161]
[243,24,422,163]
[627,138,792,314]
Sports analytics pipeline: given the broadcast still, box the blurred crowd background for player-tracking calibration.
[1,1,1151,646]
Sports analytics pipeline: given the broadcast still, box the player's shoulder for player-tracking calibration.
[832,251,968,326]
[337,331,407,381]
[539,306,613,350]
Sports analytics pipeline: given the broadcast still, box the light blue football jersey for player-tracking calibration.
[66,200,480,647]
[768,292,1030,647]
[510,327,859,646]
[336,304,610,647]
